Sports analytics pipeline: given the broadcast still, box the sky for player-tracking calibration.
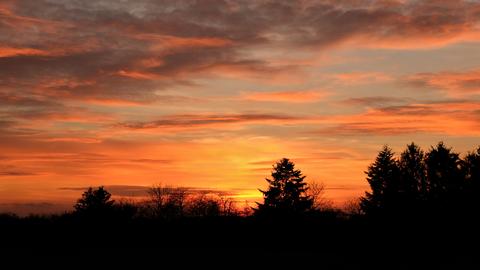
[1,0,480,214]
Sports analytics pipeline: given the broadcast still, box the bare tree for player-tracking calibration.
[146,184,187,219]
[342,198,363,216]
[187,194,221,217]
[219,195,237,216]
[241,200,254,217]
[307,181,332,211]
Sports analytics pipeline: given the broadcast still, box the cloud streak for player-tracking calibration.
[241,90,328,103]
[407,69,480,96]
[116,113,301,130]
[316,101,480,136]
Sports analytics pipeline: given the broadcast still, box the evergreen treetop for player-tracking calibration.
[256,158,313,215]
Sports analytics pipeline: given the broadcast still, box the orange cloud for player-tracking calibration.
[341,96,412,107]
[0,3,61,28]
[204,62,306,84]
[116,70,163,80]
[0,40,108,58]
[333,72,393,85]
[354,24,480,50]
[318,102,480,136]
[407,69,480,96]
[0,46,50,58]
[241,90,328,103]
[135,34,233,49]
[41,137,102,144]
[116,113,303,131]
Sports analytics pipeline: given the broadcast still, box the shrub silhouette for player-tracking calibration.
[186,194,222,217]
[112,200,138,220]
[255,158,313,216]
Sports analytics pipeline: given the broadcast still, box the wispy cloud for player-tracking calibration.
[407,69,480,96]
[240,90,328,103]
[316,101,480,136]
[116,113,302,130]
[332,72,393,85]
[341,96,413,107]
[0,171,37,176]
[0,46,51,58]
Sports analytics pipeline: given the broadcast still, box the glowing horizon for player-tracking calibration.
[1,0,480,214]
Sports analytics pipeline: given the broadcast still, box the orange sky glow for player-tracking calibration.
[1,0,480,214]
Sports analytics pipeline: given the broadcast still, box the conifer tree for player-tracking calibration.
[398,143,426,203]
[425,142,463,204]
[462,146,480,209]
[255,158,313,215]
[463,147,480,187]
[360,146,400,215]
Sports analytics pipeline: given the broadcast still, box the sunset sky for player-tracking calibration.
[1,0,480,214]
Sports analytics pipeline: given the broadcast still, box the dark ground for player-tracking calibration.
[1,214,479,268]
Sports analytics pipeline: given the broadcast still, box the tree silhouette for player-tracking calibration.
[361,142,476,217]
[74,186,115,217]
[307,181,331,211]
[463,147,480,187]
[425,142,464,207]
[255,158,313,216]
[187,194,221,217]
[145,185,187,219]
[360,146,400,215]
[462,146,480,210]
[398,143,426,207]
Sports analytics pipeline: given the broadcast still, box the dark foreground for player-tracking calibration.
[1,213,479,268]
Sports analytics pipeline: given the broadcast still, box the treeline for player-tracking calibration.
[57,158,333,221]
[40,175,330,221]
[1,141,479,222]
[70,185,246,221]
[1,142,480,266]
[361,142,480,217]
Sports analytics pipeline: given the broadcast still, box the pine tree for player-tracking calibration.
[360,145,400,215]
[255,158,313,215]
[398,143,426,203]
[462,146,480,210]
[463,146,480,187]
[425,142,463,205]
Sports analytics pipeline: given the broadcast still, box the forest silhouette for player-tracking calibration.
[1,141,479,266]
